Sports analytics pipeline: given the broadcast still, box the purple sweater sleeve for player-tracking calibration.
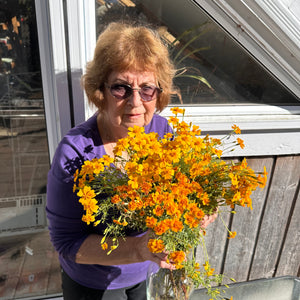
[46,113,173,263]
[46,114,104,261]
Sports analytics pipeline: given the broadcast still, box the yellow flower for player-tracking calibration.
[170,218,184,232]
[82,213,95,225]
[169,251,186,265]
[168,116,179,125]
[232,124,241,134]
[237,137,245,149]
[258,166,268,188]
[128,178,138,189]
[170,107,185,115]
[81,198,99,214]
[73,106,267,298]
[229,173,239,186]
[146,216,157,228]
[73,169,79,182]
[111,195,122,204]
[77,186,96,202]
[90,159,104,174]
[148,239,165,253]
[201,192,210,205]
[101,242,108,250]
[153,205,164,217]
[228,231,237,239]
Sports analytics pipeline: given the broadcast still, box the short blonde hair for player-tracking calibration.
[82,22,176,112]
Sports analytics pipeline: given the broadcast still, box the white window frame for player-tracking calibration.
[37,0,300,160]
[160,0,300,157]
[35,0,96,161]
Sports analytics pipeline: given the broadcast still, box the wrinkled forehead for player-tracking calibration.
[107,70,157,84]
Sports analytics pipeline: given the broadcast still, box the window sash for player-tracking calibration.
[38,0,300,159]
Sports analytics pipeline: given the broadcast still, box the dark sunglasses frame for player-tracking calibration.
[105,83,163,102]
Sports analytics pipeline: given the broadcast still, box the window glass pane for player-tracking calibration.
[0,0,61,298]
[95,0,299,106]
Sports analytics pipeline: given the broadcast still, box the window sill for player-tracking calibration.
[160,105,300,157]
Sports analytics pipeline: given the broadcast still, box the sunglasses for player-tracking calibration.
[105,83,162,102]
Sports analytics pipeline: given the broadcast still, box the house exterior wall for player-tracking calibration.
[196,154,300,282]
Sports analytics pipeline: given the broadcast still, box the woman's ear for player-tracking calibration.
[94,89,102,99]
[93,89,104,110]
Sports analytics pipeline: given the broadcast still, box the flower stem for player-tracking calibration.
[169,270,179,299]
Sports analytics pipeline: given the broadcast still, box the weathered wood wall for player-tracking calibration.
[196,155,300,284]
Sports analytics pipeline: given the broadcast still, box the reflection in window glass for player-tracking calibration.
[95,0,299,105]
[0,1,61,299]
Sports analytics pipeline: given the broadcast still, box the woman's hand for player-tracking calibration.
[200,212,218,229]
[135,231,175,269]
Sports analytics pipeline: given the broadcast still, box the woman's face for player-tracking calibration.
[102,70,158,136]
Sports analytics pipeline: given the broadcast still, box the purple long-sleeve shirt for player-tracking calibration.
[46,113,172,290]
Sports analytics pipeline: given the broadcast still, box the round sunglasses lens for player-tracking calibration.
[140,86,156,101]
[110,84,132,100]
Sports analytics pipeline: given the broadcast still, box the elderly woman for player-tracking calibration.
[46,22,177,300]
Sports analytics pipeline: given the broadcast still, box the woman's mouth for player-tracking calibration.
[127,113,142,119]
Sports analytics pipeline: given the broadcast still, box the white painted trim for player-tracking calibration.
[35,0,96,161]
[81,1,97,121]
[47,0,72,144]
[160,106,300,156]
[35,0,63,161]
[65,0,87,125]
[161,105,300,117]
[253,0,300,49]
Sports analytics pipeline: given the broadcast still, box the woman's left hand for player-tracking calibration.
[200,212,218,229]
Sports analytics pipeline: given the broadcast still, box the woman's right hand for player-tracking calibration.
[134,231,175,269]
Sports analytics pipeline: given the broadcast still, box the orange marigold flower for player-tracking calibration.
[128,201,138,211]
[184,213,199,228]
[170,107,185,115]
[82,198,99,214]
[201,192,210,206]
[229,173,239,186]
[111,195,121,204]
[153,205,164,217]
[258,166,268,188]
[82,213,95,225]
[206,268,215,276]
[169,251,186,264]
[146,216,157,228]
[91,159,105,174]
[101,154,114,166]
[203,261,215,276]
[170,219,184,232]
[113,219,122,225]
[228,231,237,239]
[164,132,173,140]
[232,124,241,134]
[148,239,165,253]
[128,179,139,189]
[73,169,79,182]
[168,116,179,125]
[237,137,245,149]
[101,242,108,250]
[154,220,170,235]
[77,186,96,201]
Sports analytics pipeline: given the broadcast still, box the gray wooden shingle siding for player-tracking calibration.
[196,155,300,284]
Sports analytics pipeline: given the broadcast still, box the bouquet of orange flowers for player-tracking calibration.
[73,107,267,299]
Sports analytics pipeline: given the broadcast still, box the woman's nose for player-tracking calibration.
[127,89,143,107]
